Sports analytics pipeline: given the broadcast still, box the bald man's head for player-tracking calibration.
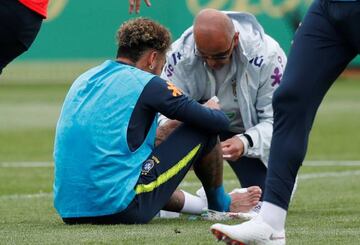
[193,9,238,70]
[194,9,235,51]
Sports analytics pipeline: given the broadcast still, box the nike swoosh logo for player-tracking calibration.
[269,234,285,241]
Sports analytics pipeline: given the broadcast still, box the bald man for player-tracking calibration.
[157,9,287,217]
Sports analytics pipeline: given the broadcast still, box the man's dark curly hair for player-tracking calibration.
[116,18,171,62]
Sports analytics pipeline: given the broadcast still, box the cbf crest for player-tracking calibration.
[141,159,155,175]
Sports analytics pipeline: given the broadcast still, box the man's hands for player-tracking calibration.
[204,97,244,161]
[157,98,245,162]
[221,136,244,161]
[155,97,219,146]
[203,96,220,110]
[129,0,151,14]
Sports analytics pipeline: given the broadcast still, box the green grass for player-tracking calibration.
[307,78,360,160]
[0,63,360,244]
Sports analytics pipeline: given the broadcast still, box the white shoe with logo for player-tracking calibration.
[210,216,285,245]
[201,208,257,222]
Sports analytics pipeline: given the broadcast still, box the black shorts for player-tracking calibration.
[0,0,43,74]
[63,125,218,225]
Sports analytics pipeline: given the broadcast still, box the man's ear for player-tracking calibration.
[234,32,240,47]
[148,51,158,69]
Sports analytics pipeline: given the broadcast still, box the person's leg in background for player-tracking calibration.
[210,0,358,243]
[263,0,357,226]
[0,0,42,75]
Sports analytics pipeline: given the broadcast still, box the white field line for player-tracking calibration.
[298,170,360,180]
[304,160,360,166]
[180,170,360,187]
[2,160,360,168]
[0,192,52,200]
[0,162,53,168]
[1,170,360,200]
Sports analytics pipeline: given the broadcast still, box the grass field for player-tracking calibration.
[0,62,360,244]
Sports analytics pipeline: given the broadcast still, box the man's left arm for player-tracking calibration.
[240,48,287,165]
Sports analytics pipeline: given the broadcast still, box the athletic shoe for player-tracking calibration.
[201,208,256,222]
[210,216,285,245]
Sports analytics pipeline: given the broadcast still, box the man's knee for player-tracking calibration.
[271,85,311,165]
[155,120,181,146]
[273,83,306,113]
[201,134,219,156]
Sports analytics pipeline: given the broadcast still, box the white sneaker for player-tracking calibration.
[210,216,285,245]
[201,208,256,222]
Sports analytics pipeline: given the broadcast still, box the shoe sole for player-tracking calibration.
[211,228,246,245]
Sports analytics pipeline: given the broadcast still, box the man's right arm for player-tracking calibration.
[143,77,230,133]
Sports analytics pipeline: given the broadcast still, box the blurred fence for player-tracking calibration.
[1,0,359,83]
[0,61,100,84]
[20,0,313,59]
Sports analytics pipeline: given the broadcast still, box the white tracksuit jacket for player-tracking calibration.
[160,11,287,166]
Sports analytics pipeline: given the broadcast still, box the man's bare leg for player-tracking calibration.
[155,120,181,146]
[162,190,185,211]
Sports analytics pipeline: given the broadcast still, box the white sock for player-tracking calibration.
[259,201,287,232]
[159,210,180,218]
[180,190,207,215]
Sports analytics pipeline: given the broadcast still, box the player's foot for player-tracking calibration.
[210,216,285,245]
[229,186,262,213]
[202,202,261,221]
